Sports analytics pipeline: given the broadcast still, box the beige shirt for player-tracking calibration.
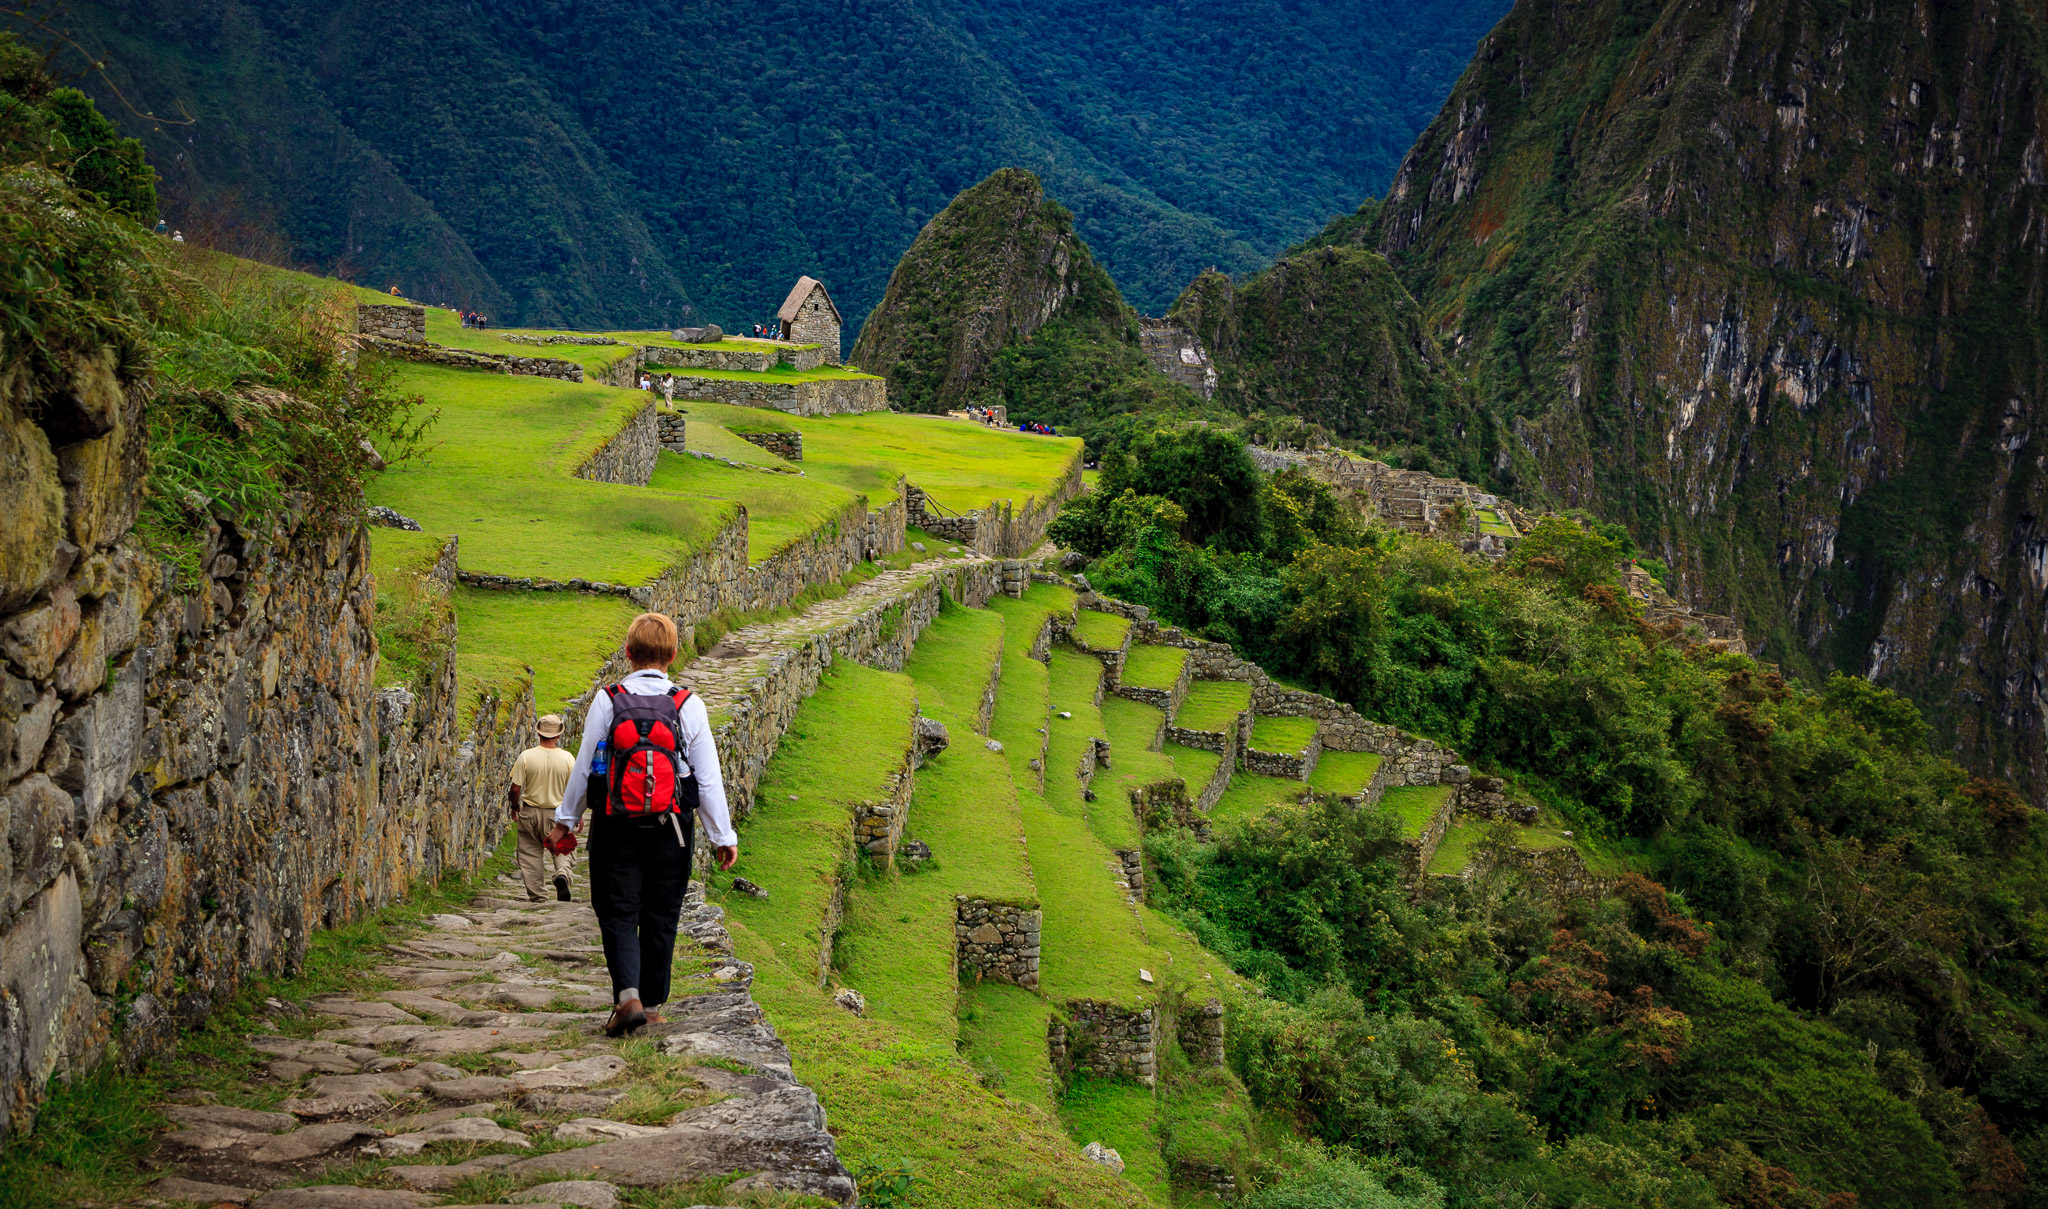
[511,745,575,812]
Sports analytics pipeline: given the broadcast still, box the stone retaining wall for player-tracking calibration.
[1049,1001,1158,1087]
[642,345,777,372]
[668,373,886,416]
[356,303,426,342]
[1178,997,1226,1068]
[954,897,1042,989]
[852,746,916,860]
[1244,732,1320,781]
[656,412,687,454]
[574,401,659,487]
[0,371,523,1132]
[736,430,802,461]
[365,336,584,383]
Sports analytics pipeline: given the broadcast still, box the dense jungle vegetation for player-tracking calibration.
[1052,424,2048,1209]
[29,0,1509,333]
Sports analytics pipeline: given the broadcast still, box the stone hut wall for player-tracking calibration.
[356,303,426,342]
[736,430,803,462]
[785,293,842,364]
[574,401,660,487]
[954,897,1041,989]
[0,372,523,1132]
[1049,1001,1158,1088]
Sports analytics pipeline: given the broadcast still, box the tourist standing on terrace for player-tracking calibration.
[552,613,739,1037]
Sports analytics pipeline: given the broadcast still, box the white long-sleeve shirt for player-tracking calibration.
[555,668,737,847]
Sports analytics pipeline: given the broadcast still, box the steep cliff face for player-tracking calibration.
[852,168,1145,415]
[1354,0,2048,801]
[1172,248,1494,481]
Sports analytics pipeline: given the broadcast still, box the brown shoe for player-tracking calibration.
[604,998,648,1037]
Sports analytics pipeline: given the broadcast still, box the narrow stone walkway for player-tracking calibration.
[142,847,853,1208]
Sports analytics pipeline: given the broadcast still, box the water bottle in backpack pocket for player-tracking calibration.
[585,737,609,813]
[604,684,699,817]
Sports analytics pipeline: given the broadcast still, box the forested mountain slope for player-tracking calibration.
[1314,0,2048,803]
[40,0,1509,333]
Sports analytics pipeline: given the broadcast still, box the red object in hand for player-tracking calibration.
[544,828,578,856]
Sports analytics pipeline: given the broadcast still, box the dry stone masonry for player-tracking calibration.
[777,276,843,364]
[954,897,1043,989]
[573,402,660,487]
[1048,1001,1158,1088]
[734,429,802,461]
[0,364,525,1133]
[355,304,426,343]
[904,454,1085,559]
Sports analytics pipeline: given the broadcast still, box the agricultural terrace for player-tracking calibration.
[788,411,1082,513]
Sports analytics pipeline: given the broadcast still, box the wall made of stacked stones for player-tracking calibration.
[657,412,687,455]
[852,757,915,859]
[1177,997,1226,1068]
[736,430,803,462]
[787,296,842,364]
[954,897,1041,988]
[1049,1001,1158,1087]
[364,335,584,383]
[355,304,426,342]
[964,454,1085,559]
[1458,774,1538,822]
[1244,731,1319,780]
[641,345,778,372]
[574,401,659,487]
[0,372,522,1132]
[668,374,885,416]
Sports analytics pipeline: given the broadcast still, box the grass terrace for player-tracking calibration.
[419,308,638,375]
[1248,715,1318,755]
[1308,750,1383,797]
[448,587,638,730]
[1379,784,1453,839]
[645,450,860,562]
[670,414,797,471]
[1073,609,1133,651]
[1174,680,1251,734]
[793,412,1081,514]
[1118,643,1187,692]
[1166,743,1223,795]
[1207,772,1304,830]
[1479,508,1516,537]
[367,365,734,584]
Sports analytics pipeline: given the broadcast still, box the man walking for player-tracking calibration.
[552,613,738,1036]
[508,715,577,902]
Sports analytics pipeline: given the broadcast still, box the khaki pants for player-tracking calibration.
[515,805,573,900]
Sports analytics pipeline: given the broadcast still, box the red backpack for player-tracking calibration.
[604,685,696,816]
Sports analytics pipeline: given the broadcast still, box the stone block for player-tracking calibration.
[0,394,66,613]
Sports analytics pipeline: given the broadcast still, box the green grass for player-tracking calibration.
[1378,785,1453,839]
[722,662,916,987]
[793,411,1081,514]
[959,981,1058,1112]
[1424,810,1591,878]
[366,525,449,580]
[1119,644,1188,692]
[646,450,860,562]
[668,410,798,469]
[1100,696,1167,765]
[1048,650,1148,855]
[1307,750,1383,797]
[1479,509,1515,537]
[1174,681,1251,734]
[1074,609,1133,650]
[673,400,799,433]
[832,606,1035,1046]
[1166,744,1223,798]
[1207,773,1304,830]
[1061,1076,1169,1202]
[421,308,639,375]
[368,364,733,584]
[610,331,818,354]
[1247,715,1318,755]
[719,636,1150,1209]
[449,585,640,732]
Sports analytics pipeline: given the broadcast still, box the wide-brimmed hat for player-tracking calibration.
[536,714,565,738]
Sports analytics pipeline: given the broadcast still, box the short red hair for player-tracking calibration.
[625,612,679,669]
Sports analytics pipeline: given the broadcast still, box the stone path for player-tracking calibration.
[141,848,853,1208]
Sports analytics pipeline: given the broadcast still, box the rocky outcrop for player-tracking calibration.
[0,370,523,1133]
[1359,0,2048,802]
[851,169,1136,412]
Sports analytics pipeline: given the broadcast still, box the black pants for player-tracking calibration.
[588,809,693,1008]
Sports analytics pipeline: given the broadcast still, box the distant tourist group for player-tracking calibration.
[506,613,738,1038]
[460,311,491,329]
[1019,420,1057,435]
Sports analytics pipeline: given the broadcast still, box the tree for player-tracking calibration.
[1508,515,1623,596]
